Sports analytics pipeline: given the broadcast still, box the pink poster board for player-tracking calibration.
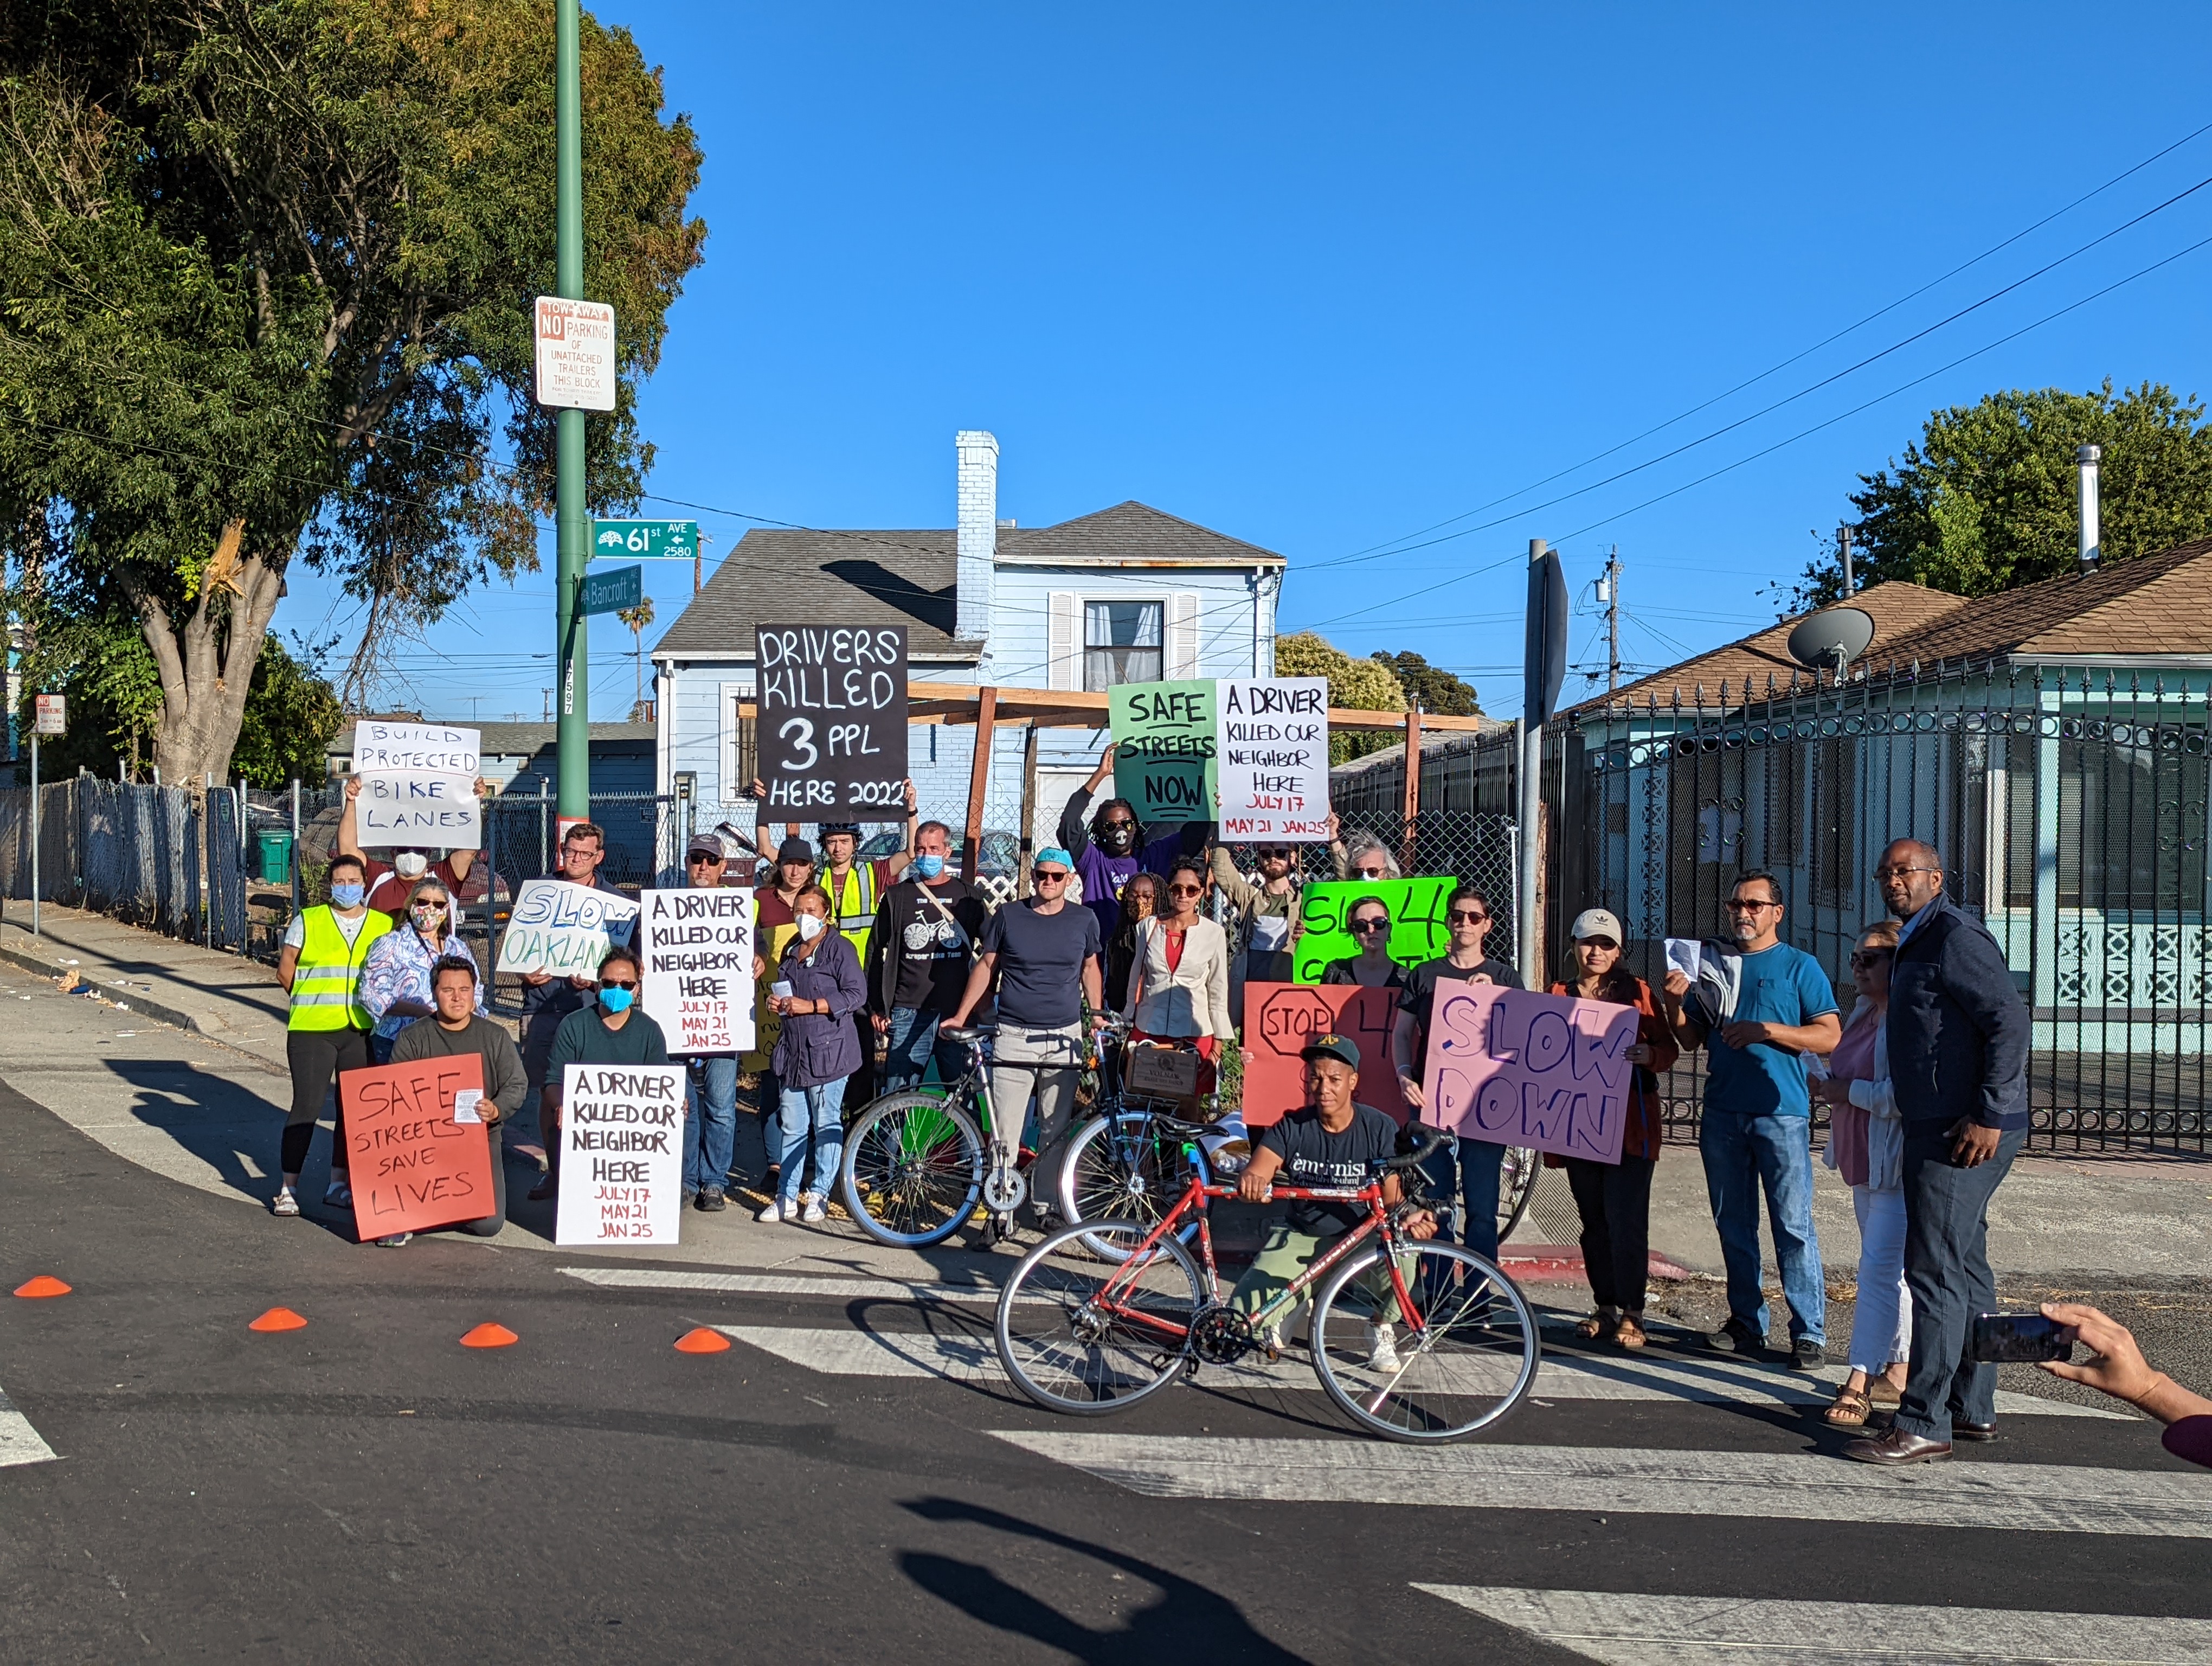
[1421,982,1639,1163]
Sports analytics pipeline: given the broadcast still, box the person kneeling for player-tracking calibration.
[382,956,529,1246]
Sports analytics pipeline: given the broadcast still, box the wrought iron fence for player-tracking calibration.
[1559,661,2212,1154]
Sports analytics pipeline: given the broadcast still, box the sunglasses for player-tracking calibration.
[1034,869,1070,882]
[1850,950,1893,969]
[1724,899,1778,912]
[689,852,726,864]
[1449,909,1488,925]
[1352,918,1391,934]
[600,978,638,991]
[1100,819,1135,832]
[1257,847,1291,860]
[1353,867,1387,879]
[1168,883,1203,897]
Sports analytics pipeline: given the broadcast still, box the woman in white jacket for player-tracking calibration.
[1811,918,1909,1427]
[1122,856,1235,1093]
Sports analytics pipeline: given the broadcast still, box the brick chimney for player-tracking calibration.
[956,431,998,644]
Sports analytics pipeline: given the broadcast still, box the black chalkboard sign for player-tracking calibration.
[756,625,910,819]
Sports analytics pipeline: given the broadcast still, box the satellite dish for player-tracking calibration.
[1787,606,1875,675]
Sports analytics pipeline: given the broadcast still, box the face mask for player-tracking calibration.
[599,985,635,1014]
[393,853,429,880]
[794,912,826,943]
[330,883,365,908]
[411,905,447,931]
[911,852,945,881]
[1097,819,1137,856]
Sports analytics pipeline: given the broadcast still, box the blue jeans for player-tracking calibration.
[1424,1137,1508,1261]
[684,1054,738,1195]
[775,1078,848,1207]
[1895,1123,2025,1442]
[1699,1110,1825,1344]
[880,1007,969,1095]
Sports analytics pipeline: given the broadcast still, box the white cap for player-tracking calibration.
[1570,908,1624,944]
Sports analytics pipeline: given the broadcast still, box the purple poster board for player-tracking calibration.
[1422,982,1640,1164]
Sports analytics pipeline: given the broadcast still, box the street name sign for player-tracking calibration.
[593,519,699,560]
[579,564,644,617]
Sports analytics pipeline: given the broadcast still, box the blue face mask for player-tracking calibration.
[911,852,945,881]
[599,985,635,1014]
[330,883,365,908]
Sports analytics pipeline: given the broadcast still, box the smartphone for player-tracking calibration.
[1969,1312,2071,1364]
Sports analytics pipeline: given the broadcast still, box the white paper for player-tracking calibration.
[556,1062,684,1245]
[451,1088,483,1124]
[352,721,481,776]
[1664,938,1703,981]
[355,771,480,849]
[1216,677,1332,842]
[494,879,640,976]
[638,887,758,1056]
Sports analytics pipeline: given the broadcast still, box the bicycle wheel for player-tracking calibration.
[1056,1111,1208,1261]
[1308,1241,1540,1442]
[1496,1146,1538,1242]
[839,1090,984,1248]
[996,1219,1202,1415]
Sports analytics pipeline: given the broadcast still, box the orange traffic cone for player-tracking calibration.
[249,1308,308,1332]
[13,1276,71,1298]
[674,1327,732,1354]
[460,1322,518,1349]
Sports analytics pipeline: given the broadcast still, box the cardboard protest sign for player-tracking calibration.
[1111,679,1217,823]
[756,624,909,819]
[352,721,480,849]
[1240,981,1406,1127]
[1290,877,1455,983]
[1422,981,1639,1163]
[744,917,799,1071]
[639,887,757,1055]
[1217,677,1330,842]
[494,879,640,977]
[556,1062,685,1245]
[340,1054,494,1236]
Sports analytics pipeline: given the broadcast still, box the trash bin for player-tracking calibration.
[255,829,294,885]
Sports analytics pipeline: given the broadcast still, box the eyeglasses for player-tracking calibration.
[1168,883,1203,897]
[600,978,638,991]
[1034,869,1070,883]
[1351,918,1391,934]
[1850,950,1894,969]
[1724,898,1779,913]
[1449,909,1488,926]
[1873,864,1939,881]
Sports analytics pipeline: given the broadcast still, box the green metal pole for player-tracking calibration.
[554,0,589,826]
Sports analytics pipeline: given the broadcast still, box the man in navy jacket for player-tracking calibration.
[1846,838,2030,1466]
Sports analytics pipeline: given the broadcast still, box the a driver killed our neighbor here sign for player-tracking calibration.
[1111,677,1332,835]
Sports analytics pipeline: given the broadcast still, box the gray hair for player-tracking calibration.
[1341,830,1402,880]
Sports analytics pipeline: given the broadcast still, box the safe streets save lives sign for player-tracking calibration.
[557,1064,685,1245]
[1113,677,1332,834]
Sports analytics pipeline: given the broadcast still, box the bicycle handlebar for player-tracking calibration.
[1384,1121,1451,1172]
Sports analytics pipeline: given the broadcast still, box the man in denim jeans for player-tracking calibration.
[676,832,755,1210]
[865,822,988,1095]
[1663,870,1842,1369]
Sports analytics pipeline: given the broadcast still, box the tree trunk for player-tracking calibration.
[133,520,286,785]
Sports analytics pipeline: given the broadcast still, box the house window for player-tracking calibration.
[1085,601,1162,691]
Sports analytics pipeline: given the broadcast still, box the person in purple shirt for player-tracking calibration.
[1059,743,1207,946]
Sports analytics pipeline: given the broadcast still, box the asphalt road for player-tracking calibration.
[3,1063,2211,1663]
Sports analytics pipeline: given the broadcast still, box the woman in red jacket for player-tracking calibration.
[1549,908,1679,1350]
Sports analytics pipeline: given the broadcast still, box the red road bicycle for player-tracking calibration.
[994,1122,1541,1442]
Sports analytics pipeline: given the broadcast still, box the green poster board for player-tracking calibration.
[1110,679,1217,823]
[1291,877,1456,983]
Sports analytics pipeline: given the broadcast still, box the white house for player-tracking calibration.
[651,431,1286,860]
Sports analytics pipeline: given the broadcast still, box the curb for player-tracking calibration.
[1501,1244,1700,1285]
[0,937,213,1039]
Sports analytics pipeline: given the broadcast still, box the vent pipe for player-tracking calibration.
[2077,443,2101,573]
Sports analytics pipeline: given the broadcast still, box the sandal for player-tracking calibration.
[1823,1386,1873,1426]
[1613,1313,1648,1350]
[1574,1306,1620,1340]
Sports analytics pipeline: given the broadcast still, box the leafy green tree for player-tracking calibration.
[1369,649,1481,716]
[1797,381,2212,604]
[1276,630,1406,762]
[0,1,705,781]
[233,635,345,789]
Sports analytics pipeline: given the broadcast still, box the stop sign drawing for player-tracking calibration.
[1241,982,1405,1127]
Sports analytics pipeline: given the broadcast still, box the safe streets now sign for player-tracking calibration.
[533,296,616,412]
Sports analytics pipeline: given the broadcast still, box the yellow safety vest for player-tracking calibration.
[826,862,881,960]
[287,905,393,1032]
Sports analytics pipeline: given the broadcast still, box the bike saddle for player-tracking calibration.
[939,1024,996,1045]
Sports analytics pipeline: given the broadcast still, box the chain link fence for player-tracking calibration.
[0,776,213,944]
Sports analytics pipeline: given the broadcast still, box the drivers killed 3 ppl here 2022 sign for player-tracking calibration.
[756,624,909,818]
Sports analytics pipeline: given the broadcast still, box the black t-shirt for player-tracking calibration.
[979,900,1102,1029]
[1320,959,1407,990]
[1398,956,1522,1081]
[889,879,986,1013]
[1258,1103,1401,1235]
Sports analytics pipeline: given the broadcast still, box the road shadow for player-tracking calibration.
[898,1497,1311,1664]
[103,1056,288,1202]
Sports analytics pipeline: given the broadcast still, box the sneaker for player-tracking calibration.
[756,1199,790,1224]
[527,1172,557,1202]
[271,1187,300,1218]
[324,1178,353,1208]
[1705,1318,1763,1355]
[682,1188,698,1208]
[1259,1324,1286,1361]
[799,1194,827,1224]
[375,1232,413,1248]
[696,1186,728,1213]
[1366,1323,1403,1373]
[1791,1337,1828,1372]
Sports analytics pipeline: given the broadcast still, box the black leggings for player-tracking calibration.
[1564,1154,1657,1314]
[281,1028,370,1178]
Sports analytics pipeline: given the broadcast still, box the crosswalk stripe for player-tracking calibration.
[714,1323,2111,1418]
[562,1267,1013,1305]
[1411,1585,2212,1664]
[0,1384,59,1468]
[984,1432,2212,1537]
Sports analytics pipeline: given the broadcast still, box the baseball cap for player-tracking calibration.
[687,832,730,861]
[1299,1033,1362,1069]
[1032,845,1074,873]
[776,837,816,867]
[1571,907,1625,944]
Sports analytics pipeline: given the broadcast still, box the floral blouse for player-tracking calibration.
[361,927,483,1041]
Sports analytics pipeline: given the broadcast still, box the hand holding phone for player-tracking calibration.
[1969,1312,2073,1364]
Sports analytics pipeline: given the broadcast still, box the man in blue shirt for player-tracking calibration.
[1663,870,1841,1368]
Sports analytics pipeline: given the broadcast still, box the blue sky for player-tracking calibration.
[277,4,2212,721]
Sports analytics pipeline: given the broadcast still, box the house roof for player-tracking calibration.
[330,721,655,758]
[653,500,1286,662]
[1577,537,2212,716]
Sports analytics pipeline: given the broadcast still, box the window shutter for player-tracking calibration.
[1165,592,1200,680]
[1048,591,1079,690]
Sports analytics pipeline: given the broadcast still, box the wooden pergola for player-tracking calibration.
[738,682,1481,880]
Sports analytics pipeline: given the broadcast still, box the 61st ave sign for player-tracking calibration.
[591,519,699,560]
